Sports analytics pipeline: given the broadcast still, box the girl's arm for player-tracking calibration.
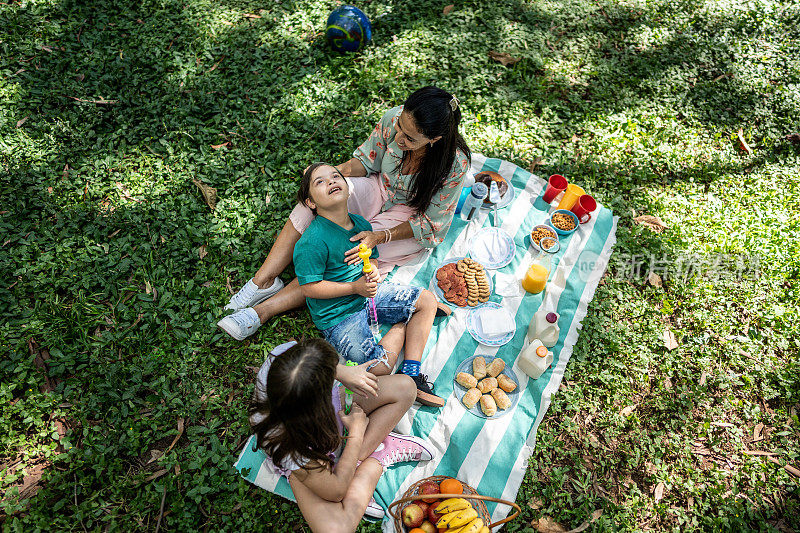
[291,405,368,502]
[335,158,367,178]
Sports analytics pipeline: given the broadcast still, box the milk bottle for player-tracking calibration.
[518,339,554,380]
[527,309,560,348]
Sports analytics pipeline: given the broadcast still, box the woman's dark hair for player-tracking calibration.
[297,162,336,214]
[249,339,342,472]
[399,86,472,213]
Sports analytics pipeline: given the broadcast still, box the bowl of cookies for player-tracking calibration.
[454,355,520,419]
[529,224,560,253]
[433,257,493,308]
[547,209,579,236]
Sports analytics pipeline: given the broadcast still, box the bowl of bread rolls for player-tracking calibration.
[453,355,520,419]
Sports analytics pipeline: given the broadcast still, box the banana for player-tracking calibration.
[448,517,484,533]
[438,507,478,529]
[435,498,472,514]
[479,527,490,533]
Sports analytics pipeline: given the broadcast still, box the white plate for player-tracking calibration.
[466,302,515,346]
[430,257,493,308]
[453,355,521,419]
[469,227,515,269]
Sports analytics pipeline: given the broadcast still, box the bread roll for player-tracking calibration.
[497,374,517,393]
[480,394,497,417]
[491,388,511,410]
[456,372,478,389]
[477,377,498,394]
[472,357,487,380]
[462,388,481,409]
[486,358,506,377]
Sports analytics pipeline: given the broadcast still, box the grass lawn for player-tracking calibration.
[1,0,799,530]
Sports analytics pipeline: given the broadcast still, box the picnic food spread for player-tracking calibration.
[436,258,490,306]
[550,211,577,231]
[473,170,508,205]
[456,356,515,415]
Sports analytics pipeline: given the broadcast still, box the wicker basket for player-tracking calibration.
[387,475,521,531]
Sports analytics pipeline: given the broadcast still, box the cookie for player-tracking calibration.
[456,260,468,273]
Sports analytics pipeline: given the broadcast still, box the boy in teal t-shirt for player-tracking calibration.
[290,163,443,407]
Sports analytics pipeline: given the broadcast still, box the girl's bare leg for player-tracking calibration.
[253,278,305,324]
[353,374,416,459]
[289,459,383,533]
[252,219,301,288]
[402,290,437,362]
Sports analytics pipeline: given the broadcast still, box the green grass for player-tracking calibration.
[1,0,799,531]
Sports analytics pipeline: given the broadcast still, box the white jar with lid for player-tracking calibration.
[518,339,554,380]
[527,309,560,348]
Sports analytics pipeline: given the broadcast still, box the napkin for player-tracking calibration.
[479,308,514,336]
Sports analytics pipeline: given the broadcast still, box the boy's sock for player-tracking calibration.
[400,360,421,376]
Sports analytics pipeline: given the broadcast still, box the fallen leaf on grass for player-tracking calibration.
[62,164,70,178]
[528,497,544,510]
[620,405,636,417]
[145,469,168,482]
[648,272,663,287]
[489,51,521,66]
[198,245,208,260]
[443,4,454,14]
[529,157,544,173]
[786,133,800,145]
[242,13,261,18]
[211,141,231,150]
[208,56,224,72]
[164,418,185,455]
[736,128,753,155]
[633,215,668,232]
[532,516,567,533]
[192,178,217,210]
[699,371,709,386]
[16,117,28,128]
[663,329,679,350]
[654,481,665,503]
[711,421,734,428]
[567,509,603,533]
[754,422,764,440]
[145,280,152,294]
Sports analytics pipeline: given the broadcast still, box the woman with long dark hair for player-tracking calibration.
[219,86,471,346]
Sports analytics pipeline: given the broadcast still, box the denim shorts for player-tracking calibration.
[322,283,422,369]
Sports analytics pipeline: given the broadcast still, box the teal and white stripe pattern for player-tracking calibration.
[233,154,618,530]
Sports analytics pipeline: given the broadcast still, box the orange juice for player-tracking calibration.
[522,264,548,294]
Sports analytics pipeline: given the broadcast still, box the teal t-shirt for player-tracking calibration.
[293,213,378,331]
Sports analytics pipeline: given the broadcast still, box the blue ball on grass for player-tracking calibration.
[325,5,372,53]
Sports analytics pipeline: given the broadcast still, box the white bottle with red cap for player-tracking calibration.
[527,309,560,348]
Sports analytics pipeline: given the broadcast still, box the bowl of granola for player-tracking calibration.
[547,209,579,236]
[530,225,560,253]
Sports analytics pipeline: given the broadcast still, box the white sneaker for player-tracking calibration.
[217,308,261,340]
[364,497,385,519]
[225,278,284,311]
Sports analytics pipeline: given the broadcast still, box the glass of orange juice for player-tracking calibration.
[522,254,551,294]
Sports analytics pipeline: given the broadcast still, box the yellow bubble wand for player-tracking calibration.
[357,244,381,342]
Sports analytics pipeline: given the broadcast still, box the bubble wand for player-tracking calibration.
[357,244,381,342]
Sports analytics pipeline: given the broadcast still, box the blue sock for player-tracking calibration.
[401,360,421,376]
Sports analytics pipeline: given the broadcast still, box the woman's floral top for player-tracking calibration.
[352,105,470,248]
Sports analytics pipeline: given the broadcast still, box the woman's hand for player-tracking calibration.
[340,404,367,438]
[337,361,380,398]
[345,231,384,265]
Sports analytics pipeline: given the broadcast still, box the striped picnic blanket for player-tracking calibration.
[234,154,618,530]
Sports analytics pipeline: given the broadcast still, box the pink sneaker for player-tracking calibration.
[368,433,434,470]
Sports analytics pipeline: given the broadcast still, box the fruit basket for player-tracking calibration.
[387,475,521,532]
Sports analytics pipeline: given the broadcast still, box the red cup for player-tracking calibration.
[570,194,597,223]
[542,174,568,203]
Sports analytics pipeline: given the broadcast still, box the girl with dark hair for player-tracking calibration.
[221,86,471,343]
[249,339,435,531]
